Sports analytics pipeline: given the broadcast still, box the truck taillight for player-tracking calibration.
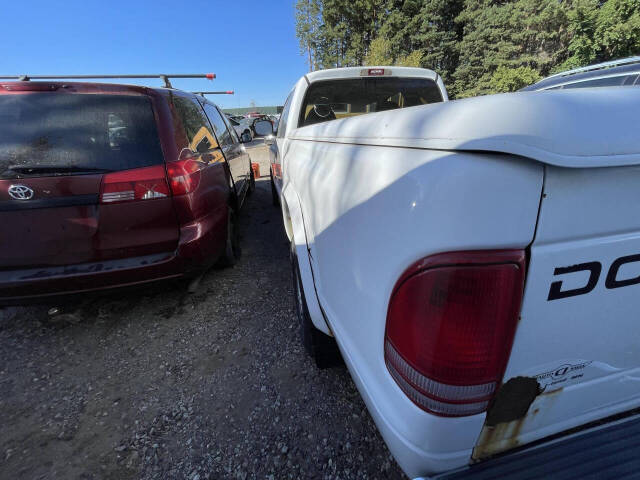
[385,250,525,417]
[100,165,169,204]
[166,158,205,196]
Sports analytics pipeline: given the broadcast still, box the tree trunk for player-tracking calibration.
[306,1,313,72]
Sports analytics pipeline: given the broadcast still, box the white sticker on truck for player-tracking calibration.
[522,360,622,392]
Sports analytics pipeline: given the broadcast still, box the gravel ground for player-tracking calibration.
[0,142,405,480]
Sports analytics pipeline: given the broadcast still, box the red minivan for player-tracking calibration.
[0,80,254,304]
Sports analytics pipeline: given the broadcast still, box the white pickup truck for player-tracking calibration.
[263,67,640,479]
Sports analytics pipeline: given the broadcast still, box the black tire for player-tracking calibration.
[291,244,342,368]
[247,167,256,196]
[270,170,279,207]
[217,207,241,267]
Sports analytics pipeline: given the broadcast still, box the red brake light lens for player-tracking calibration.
[385,250,525,417]
[100,165,169,204]
[166,158,205,196]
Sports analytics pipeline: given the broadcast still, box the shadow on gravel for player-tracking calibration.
[0,165,404,479]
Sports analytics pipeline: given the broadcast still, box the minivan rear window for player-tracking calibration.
[299,77,443,127]
[0,93,163,179]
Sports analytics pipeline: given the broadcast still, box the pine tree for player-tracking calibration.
[595,0,640,61]
[558,0,599,71]
[453,0,570,97]
[295,0,322,71]
[294,0,637,98]
[377,0,464,84]
[317,0,387,68]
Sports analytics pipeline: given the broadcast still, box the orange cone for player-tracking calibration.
[251,162,261,179]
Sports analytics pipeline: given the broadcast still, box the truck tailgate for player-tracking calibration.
[474,164,640,459]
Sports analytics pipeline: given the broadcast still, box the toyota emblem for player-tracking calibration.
[8,185,35,200]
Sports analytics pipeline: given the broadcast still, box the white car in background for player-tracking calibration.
[521,56,640,91]
[227,115,253,140]
[258,66,640,479]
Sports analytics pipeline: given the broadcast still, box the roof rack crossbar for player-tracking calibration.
[0,73,216,88]
[193,91,234,95]
[546,56,640,79]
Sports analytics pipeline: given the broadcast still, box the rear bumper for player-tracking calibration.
[433,410,640,480]
[0,252,184,305]
[0,204,229,305]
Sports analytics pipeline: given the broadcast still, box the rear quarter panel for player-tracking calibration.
[480,164,640,459]
[284,140,543,477]
[162,91,230,267]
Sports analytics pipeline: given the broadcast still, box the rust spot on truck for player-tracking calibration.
[542,386,563,397]
[485,377,541,426]
[472,376,541,461]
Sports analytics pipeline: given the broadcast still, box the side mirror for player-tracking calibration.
[265,135,275,146]
[240,132,252,143]
[254,120,274,137]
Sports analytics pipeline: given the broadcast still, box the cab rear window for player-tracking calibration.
[0,93,163,179]
[299,77,443,127]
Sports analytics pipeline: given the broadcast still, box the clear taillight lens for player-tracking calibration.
[385,250,525,417]
[166,158,205,196]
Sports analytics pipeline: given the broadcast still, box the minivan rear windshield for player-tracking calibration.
[299,77,443,127]
[0,93,163,179]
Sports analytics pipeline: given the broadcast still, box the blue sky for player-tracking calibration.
[0,0,308,108]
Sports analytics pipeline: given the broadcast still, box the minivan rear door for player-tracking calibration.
[0,89,179,269]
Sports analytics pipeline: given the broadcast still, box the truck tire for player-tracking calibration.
[217,207,241,267]
[291,244,342,368]
[270,170,279,207]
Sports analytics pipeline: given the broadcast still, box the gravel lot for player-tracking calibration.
[0,142,404,480]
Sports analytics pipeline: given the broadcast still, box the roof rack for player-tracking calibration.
[193,90,234,95]
[0,73,215,89]
[546,56,640,79]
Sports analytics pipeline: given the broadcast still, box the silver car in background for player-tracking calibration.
[227,115,254,140]
[521,56,640,91]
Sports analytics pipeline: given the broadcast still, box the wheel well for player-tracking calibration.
[281,198,294,242]
[224,164,239,211]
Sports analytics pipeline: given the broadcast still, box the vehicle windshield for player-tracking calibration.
[299,77,443,127]
[0,93,163,179]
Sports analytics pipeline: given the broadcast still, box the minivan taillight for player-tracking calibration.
[100,165,170,204]
[166,158,206,196]
[385,250,525,417]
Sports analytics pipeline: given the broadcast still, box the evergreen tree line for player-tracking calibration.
[295,0,640,97]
